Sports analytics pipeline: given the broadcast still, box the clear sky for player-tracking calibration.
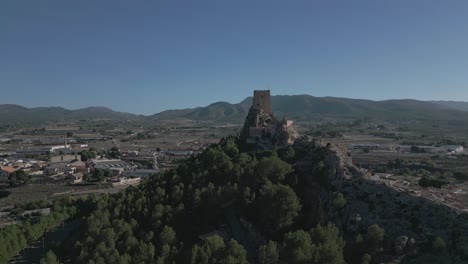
[1,0,468,115]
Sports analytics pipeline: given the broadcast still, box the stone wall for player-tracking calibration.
[253,90,272,115]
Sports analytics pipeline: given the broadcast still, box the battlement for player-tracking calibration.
[254,89,270,93]
[253,90,272,114]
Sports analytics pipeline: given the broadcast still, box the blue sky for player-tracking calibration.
[1,0,468,115]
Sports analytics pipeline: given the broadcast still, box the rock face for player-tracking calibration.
[293,136,468,263]
[240,90,298,147]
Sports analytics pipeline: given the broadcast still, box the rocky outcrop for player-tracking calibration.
[293,136,468,263]
[293,136,363,186]
[240,107,277,139]
[240,106,298,147]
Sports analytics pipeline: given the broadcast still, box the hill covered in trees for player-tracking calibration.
[2,136,468,263]
[27,135,464,264]
[0,104,138,125]
[3,97,468,125]
[44,138,361,263]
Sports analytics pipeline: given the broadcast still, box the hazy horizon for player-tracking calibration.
[1,93,467,116]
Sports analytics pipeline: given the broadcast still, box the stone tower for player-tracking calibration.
[253,90,272,115]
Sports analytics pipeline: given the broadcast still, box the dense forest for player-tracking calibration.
[24,137,381,264]
[4,136,461,263]
[0,136,398,263]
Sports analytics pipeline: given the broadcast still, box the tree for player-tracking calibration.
[365,224,385,253]
[432,236,446,252]
[40,250,59,264]
[361,253,372,264]
[279,146,295,162]
[332,193,347,210]
[67,131,74,138]
[222,138,239,158]
[258,241,279,264]
[108,147,120,159]
[191,235,248,264]
[256,182,301,232]
[159,226,176,245]
[8,170,29,183]
[281,230,314,263]
[255,156,293,184]
[280,223,345,264]
[309,223,346,264]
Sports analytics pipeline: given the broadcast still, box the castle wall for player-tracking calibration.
[253,90,272,114]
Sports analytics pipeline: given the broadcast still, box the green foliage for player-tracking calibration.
[80,150,96,161]
[418,176,448,188]
[0,203,77,263]
[191,235,248,264]
[88,168,112,182]
[361,253,372,264]
[8,169,30,183]
[432,236,446,252]
[421,159,436,167]
[258,241,279,264]
[14,199,49,211]
[255,156,293,184]
[365,224,385,252]
[256,182,301,232]
[159,226,176,245]
[280,223,346,264]
[281,230,314,263]
[311,128,344,138]
[366,224,385,245]
[222,138,240,158]
[66,138,344,263]
[107,147,120,159]
[332,192,347,210]
[454,171,468,181]
[41,250,59,264]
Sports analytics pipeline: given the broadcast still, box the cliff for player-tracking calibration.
[293,136,468,263]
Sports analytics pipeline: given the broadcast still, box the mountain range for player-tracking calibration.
[0,104,138,124]
[150,95,468,122]
[1,96,468,124]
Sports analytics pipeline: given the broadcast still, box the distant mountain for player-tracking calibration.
[0,104,138,124]
[150,95,468,122]
[431,101,468,112]
[3,96,468,126]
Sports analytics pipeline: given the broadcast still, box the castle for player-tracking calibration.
[241,90,297,147]
[252,90,273,115]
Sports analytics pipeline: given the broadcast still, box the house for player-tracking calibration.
[44,162,69,176]
[69,173,84,184]
[51,155,80,163]
[0,166,16,180]
[69,160,88,173]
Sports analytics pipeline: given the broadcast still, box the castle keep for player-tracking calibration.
[241,90,297,147]
[252,90,272,115]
